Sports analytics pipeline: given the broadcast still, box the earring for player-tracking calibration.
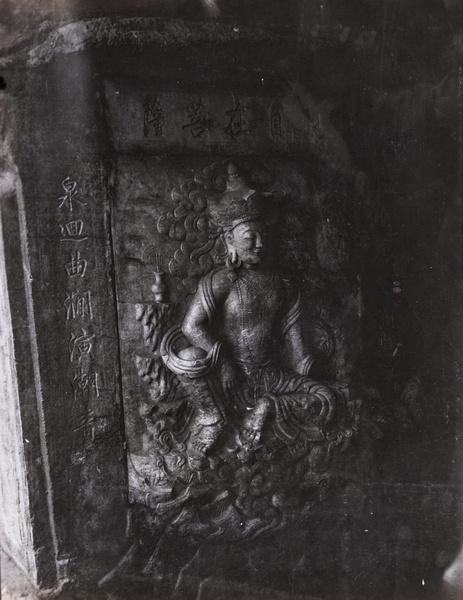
[229,248,239,266]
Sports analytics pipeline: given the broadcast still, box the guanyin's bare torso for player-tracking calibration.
[217,270,282,370]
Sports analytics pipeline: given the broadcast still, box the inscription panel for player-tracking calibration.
[104,81,351,169]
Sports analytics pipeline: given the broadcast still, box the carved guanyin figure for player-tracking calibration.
[136,161,359,533]
[178,195,338,467]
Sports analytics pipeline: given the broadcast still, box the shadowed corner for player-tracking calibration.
[442,546,463,599]
[202,0,220,18]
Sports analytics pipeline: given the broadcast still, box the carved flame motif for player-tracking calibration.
[156,164,226,294]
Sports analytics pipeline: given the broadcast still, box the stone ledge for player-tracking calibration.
[0,17,283,69]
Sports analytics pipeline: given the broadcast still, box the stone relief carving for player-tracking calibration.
[131,160,361,548]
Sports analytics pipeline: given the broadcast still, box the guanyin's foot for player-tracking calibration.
[187,440,211,471]
[239,425,261,445]
[187,454,209,471]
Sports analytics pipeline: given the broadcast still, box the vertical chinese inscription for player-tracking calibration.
[58,177,100,416]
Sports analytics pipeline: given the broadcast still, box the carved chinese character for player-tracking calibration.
[65,251,88,278]
[60,219,88,242]
[74,408,96,432]
[69,328,95,364]
[78,408,94,425]
[58,177,86,212]
[64,290,93,320]
[182,97,214,138]
[73,408,107,435]
[224,98,250,138]
[143,95,165,137]
[72,371,100,401]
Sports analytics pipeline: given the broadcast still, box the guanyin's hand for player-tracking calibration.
[219,358,239,394]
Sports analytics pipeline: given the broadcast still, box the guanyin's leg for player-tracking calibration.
[237,396,272,449]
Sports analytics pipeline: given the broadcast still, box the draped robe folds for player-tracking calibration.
[185,267,337,449]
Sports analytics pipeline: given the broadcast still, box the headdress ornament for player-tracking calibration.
[210,195,263,232]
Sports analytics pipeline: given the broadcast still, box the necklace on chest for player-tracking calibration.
[235,271,281,329]
[237,271,279,295]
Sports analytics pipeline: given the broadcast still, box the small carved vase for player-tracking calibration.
[152,271,166,303]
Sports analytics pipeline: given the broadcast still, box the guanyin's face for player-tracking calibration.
[227,220,264,265]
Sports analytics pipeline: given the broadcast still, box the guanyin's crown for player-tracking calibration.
[210,195,263,231]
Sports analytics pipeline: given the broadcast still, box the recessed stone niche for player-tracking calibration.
[0,3,462,599]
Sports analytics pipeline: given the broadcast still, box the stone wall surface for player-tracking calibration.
[0,1,462,599]
[0,168,37,585]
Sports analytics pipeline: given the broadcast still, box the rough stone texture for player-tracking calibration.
[0,95,60,588]
[0,1,462,599]
[1,29,128,589]
[1,549,40,600]
[0,159,37,584]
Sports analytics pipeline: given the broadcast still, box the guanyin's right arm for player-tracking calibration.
[182,270,220,352]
